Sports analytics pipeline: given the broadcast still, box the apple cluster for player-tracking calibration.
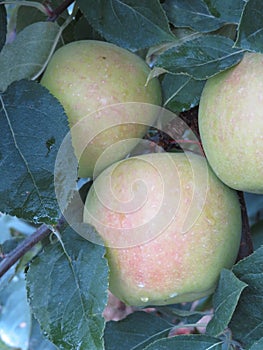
[42,40,244,306]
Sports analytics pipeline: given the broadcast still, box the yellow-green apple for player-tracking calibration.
[83,152,241,306]
[41,40,162,178]
[199,52,263,194]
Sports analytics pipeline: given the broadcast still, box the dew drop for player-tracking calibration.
[138,282,145,288]
[140,296,149,303]
[169,292,178,298]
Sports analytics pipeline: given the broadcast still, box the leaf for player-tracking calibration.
[0,80,69,224]
[230,246,263,348]
[77,0,174,51]
[26,226,108,350]
[0,4,7,51]
[156,35,245,80]
[104,311,172,350]
[143,334,223,350]
[0,21,60,92]
[163,0,225,33]
[235,0,263,52]
[16,0,64,32]
[204,0,246,24]
[206,269,247,337]
[162,73,205,112]
[0,273,31,350]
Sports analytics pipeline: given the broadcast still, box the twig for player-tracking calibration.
[47,0,75,22]
[0,224,51,278]
[0,216,67,278]
[236,191,254,261]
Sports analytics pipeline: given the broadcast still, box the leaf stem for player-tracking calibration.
[0,1,49,15]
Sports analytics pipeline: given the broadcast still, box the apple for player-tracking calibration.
[41,40,162,178]
[198,52,263,194]
[83,152,242,306]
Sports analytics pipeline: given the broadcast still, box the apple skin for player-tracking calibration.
[83,152,242,306]
[41,40,162,178]
[199,52,263,194]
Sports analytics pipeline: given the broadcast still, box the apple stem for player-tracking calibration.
[236,191,254,261]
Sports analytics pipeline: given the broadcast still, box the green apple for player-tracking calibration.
[83,152,241,306]
[41,40,162,178]
[199,52,263,194]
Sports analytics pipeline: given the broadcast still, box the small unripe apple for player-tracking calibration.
[41,40,162,178]
[199,52,263,194]
[83,152,241,306]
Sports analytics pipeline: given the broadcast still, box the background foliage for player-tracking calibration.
[0,0,263,349]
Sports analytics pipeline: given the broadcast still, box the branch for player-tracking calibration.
[0,216,67,278]
[47,0,75,22]
[0,224,51,278]
[236,191,254,261]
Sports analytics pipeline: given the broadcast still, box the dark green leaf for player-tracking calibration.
[0,21,60,92]
[204,0,245,23]
[143,334,223,350]
[206,269,247,337]
[105,311,172,350]
[0,80,69,224]
[156,35,244,80]
[162,73,205,112]
[26,226,108,350]
[230,246,263,348]
[235,0,263,52]
[163,0,224,33]
[77,0,174,51]
[16,0,65,32]
[0,4,7,51]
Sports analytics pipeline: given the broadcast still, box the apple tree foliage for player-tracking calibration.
[0,0,263,349]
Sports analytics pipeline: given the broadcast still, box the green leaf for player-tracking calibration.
[77,0,174,51]
[26,226,108,350]
[0,4,7,51]
[0,21,60,92]
[235,0,263,52]
[163,0,225,33]
[0,273,31,350]
[16,0,64,32]
[156,35,244,80]
[0,80,69,224]
[204,0,245,23]
[230,246,263,348]
[162,73,205,112]
[143,334,223,350]
[206,269,247,337]
[104,311,172,350]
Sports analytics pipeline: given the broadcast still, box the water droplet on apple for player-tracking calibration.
[169,292,178,298]
[140,296,149,303]
[137,282,145,288]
